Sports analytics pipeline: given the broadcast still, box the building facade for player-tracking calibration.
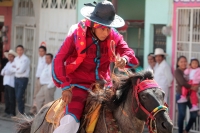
[10,0,77,106]
[172,0,200,132]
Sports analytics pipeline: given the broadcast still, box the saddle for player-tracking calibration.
[45,83,120,133]
[45,98,66,128]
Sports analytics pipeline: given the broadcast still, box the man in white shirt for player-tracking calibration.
[1,50,17,117]
[35,53,55,111]
[29,46,46,114]
[153,48,173,103]
[14,45,30,114]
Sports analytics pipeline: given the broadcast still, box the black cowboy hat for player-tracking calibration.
[81,1,125,28]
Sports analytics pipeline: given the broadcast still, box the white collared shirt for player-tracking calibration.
[1,61,15,88]
[146,65,154,72]
[40,63,55,88]
[36,56,46,78]
[14,54,30,78]
[154,60,173,89]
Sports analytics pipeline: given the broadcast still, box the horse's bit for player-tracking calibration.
[133,79,168,133]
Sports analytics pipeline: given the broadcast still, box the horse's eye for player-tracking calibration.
[141,95,146,100]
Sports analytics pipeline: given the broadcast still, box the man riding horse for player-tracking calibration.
[52,1,138,132]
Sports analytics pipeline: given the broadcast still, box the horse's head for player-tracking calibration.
[113,71,173,133]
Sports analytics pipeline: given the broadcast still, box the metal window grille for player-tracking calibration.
[51,0,58,8]
[153,24,167,51]
[41,0,76,9]
[175,8,200,132]
[18,0,34,16]
[41,0,48,8]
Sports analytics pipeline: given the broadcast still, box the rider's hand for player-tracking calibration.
[62,87,73,104]
[115,57,127,69]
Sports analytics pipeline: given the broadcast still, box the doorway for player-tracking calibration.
[0,22,5,103]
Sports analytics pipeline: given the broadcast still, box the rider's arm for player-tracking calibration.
[52,34,75,91]
[115,33,138,67]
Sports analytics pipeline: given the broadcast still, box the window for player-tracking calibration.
[15,26,24,45]
[18,0,34,16]
[153,24,166,52]
[41,0,76,9]
[41,0,48,8]
[176,9,200,61]
[51,0,58,8]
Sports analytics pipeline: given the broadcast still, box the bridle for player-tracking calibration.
[133,79,168,133]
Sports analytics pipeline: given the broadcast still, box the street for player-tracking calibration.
[0,118,181,133]
[0,119,15,133]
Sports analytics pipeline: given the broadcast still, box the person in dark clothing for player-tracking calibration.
[174,56,199,133]
[1,50,17,117]
[0,50,9,103]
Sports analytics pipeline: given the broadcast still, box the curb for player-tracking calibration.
[0,116,15,122]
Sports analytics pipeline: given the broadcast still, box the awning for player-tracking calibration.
[0,0,13,7]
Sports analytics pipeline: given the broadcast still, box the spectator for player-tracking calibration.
[153,48,173,103]
[1,50,17,117]
[146,53,156,71]
[35,53,55,111]
[174,56,198,133]
[14,45,30,114]
[177,58,200,112]
[29,46,46,115]
[0,51,8,103]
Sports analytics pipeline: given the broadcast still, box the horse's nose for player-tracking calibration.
[161,121,173,132]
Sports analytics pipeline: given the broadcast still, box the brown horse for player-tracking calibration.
[16,71,173,133]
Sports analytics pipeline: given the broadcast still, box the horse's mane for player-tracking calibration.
[87,71,154,111]
[111,71,154,109]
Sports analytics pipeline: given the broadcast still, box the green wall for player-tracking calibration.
[117,0,145,66]
[117,0,145,20]
[144,0,173,68]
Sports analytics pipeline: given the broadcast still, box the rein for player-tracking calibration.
[133,79,168,133]
[110,40,130,76]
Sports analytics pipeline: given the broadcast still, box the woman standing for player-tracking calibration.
[174,56,198,133]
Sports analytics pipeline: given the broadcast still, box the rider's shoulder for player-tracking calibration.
[67,24,78,36]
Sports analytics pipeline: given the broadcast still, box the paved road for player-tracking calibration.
[0,119,15,133]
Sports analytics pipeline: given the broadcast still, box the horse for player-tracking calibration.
[16,71,173,133]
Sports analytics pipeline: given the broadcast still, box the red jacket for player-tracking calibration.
[52,27,138,91]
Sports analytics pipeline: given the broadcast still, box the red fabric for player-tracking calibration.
[52,24,138,120]
[52,26,138,89]
[181,80,198,105]
[65,19,112,74]
[190,90,198,105]
[181,86,189,97]
[65,87,88,121]
[137,80,160,93]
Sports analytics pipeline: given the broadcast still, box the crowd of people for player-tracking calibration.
[146,48,200,133]
[0,45,55,117]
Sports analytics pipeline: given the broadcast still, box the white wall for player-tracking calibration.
[11,0,41,105]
